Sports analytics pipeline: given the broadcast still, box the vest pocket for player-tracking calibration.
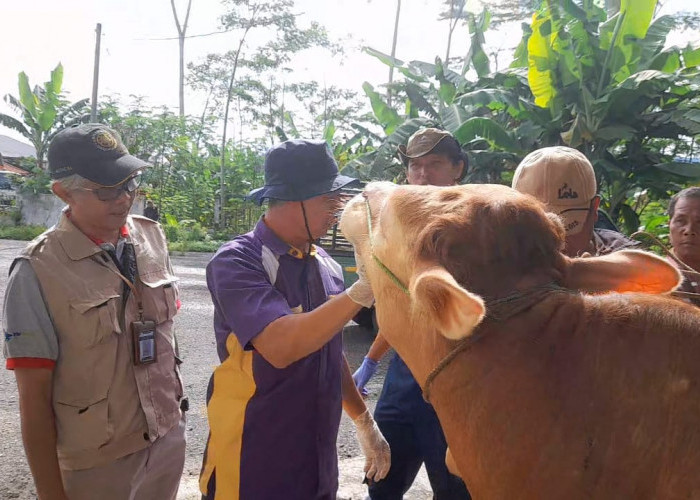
[55,397,110,454]
[139,270,183,422]
[70,294,122,345]
[139,270,179,324]
[56,295,121,407]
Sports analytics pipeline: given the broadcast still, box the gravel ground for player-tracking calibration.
[0,240,431,499]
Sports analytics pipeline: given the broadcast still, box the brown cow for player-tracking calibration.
[340,182,700,499]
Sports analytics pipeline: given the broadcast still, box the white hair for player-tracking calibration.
[51,174,90,192]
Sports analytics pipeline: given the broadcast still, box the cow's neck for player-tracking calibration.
[402,331,455,388]
[376,299,454,388]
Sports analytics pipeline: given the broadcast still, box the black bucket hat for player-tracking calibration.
[247,139,359,205]
[48,124,149,186]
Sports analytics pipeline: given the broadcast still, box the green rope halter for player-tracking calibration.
[365,196,410,295]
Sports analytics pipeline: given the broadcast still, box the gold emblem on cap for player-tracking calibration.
[93,130,118,151]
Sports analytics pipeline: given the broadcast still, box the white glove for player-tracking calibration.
[346,252,375,308]
[353,409,391,482]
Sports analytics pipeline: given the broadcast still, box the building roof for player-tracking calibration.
[0,162,30,176]
[0,134,36,158]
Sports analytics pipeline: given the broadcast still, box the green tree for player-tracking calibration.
[348,45,528,183]
[98,97,215,223]
[97,95,266,234]
[518,0,700,231]
[355,0,700,234]
[0,63,89,170]
[194,0,333,226]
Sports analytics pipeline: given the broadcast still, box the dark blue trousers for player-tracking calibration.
[369,355,470,500]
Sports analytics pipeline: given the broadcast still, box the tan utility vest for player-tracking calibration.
[18,213,183,470]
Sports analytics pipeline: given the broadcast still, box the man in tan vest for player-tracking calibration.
[2,124,186,500]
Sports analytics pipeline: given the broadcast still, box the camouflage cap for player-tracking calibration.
[397,128,453,166]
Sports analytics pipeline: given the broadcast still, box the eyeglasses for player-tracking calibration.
[80,174,142,201]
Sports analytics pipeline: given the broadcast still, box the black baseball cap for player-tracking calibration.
[246,139,359,205]
[48,124,149,187]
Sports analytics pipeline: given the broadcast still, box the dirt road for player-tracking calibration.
[0,240,431,499]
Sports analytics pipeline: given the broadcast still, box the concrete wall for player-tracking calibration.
[17,193,63,227]
[18,193,145,227]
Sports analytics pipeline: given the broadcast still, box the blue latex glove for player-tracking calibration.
[353,356,379,397]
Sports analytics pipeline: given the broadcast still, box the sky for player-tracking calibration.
[1,0,697,143]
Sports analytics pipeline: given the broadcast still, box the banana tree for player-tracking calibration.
[0,64,89,170]
[520,0,700,231]
[355,0,700,234]
[350,40,532,183]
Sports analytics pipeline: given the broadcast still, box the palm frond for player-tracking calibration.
[56,98,90,121]
[3,94,25,114]
[0,113,31,140]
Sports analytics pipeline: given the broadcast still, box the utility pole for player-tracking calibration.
[387,0,401,108]
[170,0,193,117]
[90,23,102,122]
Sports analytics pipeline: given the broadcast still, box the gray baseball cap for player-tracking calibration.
[48,124,148,186]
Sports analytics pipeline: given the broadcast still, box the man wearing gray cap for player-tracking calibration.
[2,124,186,499]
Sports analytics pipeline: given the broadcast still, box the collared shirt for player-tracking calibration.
[667,255,700,307]
[201,218,345,500]
[592,228,640,255]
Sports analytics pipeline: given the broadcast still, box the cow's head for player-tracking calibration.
[340,182,682,345]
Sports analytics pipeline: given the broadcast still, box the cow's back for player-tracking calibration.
[432,291,700,499]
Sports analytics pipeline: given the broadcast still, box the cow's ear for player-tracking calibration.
[564,250,682,294]
[410,266,485,340]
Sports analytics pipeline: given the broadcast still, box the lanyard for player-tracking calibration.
[93,252,145,321]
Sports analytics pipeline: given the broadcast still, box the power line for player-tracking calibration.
[135,29,235,41]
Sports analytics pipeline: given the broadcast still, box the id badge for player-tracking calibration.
[132,320,157,365]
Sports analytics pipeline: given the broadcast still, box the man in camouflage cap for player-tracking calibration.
[355,127,472,499]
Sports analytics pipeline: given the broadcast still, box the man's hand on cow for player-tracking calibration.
[353,409,391,482]
[352,356,379,397]
[347,252,375,308]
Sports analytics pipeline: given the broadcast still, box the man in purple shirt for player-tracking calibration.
[199,139,391,500]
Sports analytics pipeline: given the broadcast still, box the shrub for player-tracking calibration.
[0,225,47,240]
[162,223,180,242]
[178,220,207,242]
[168,240,222,253]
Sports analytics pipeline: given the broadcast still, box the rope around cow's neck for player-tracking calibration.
[362,195,572,402]
[422,283,569,403]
